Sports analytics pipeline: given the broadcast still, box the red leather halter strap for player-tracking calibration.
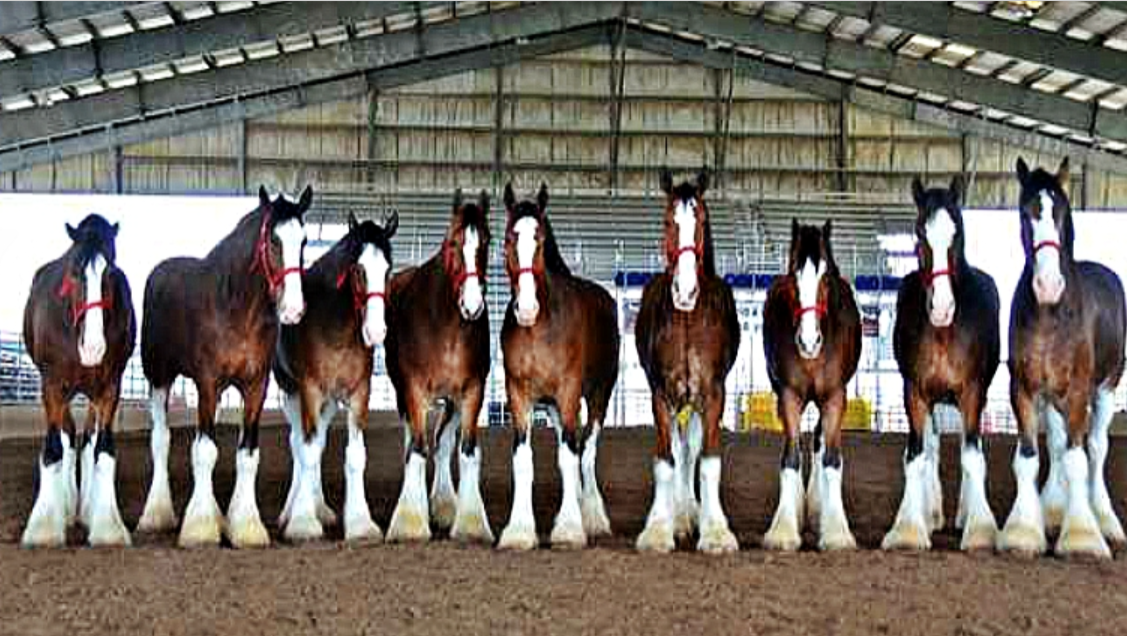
[1033,239,1062,256]
[251,209,303,294]
[924,268,952,287]
[335,268,386,312]
[794,304,826,321]
[674,244,701,260]
[516,266,536,277]
[57,275,111,325]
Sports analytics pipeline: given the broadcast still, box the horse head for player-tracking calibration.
[258,184,312,325]
[660,168,711,312]
[912,175,966,328]
[338,210,398,347]
[504,182,560,327]
[444,187,491,321]
[788,219,837,359]
[1016,157,1074,306]
[61,214,119,367]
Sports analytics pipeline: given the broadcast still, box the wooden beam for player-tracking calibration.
[0,2,147,38]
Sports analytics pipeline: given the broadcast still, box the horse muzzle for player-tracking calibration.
[78,340,106,368]
[928,286,956,328]
[1033,272,1065,306]
[278,301,306,325]
[362,320,387,348]
[515,301,540,327]
[795,326,823,360]
[671,277,699,313]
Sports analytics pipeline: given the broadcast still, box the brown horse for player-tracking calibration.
[882,177,1001,552]
[274,211,398,543]
[21,215,136,548]
[383,189,493,544]
[634,169,741,554]
[761,220,861,552]
[997,157,1126,559]
[137,186,311,548]
[496,183,619,550]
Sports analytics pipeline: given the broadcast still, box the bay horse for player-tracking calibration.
[383,188,493,544]
[998,157,1126,559]
[274,211,397,543]
[137,185,311,548]
[634,169,741,554]
[882,176,1001,552]
[21,214,136,547]
[496,183,619,550]
[762,219,861,552]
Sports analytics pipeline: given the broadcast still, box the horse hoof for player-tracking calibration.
[497,525,538,551]
[1056,521,1111,560]
[227,517,270,549]
[581,495,613,538]
[1096,510,1127,548]
[88,515,132,548]
[960,521,998,552]
[995,521,1046,557]
[635,521,675,554]
[451,511,494,545]
[316,502,339,528]
[1041,500,1065,535]
[881,520,931,551]
[819,528,857,552]
[762,526,802,552]
[178,515,223,548]
[343,518,384,544]
[697,524,738,555]
[21,518,66,549]
[386,506,432,544]
[137,506,179,534]
[550,521,587,550]
[430,495,457,532]
[283,514,325,543]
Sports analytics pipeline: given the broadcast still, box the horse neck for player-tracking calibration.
[207,208,264,275]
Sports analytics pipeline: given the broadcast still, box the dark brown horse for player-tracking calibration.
[496,183,619,550]
[634,169,740,554]
[21,215,136,548]
[274,211,398,543]
[762,220,861,552]
[882,177,1001,552]
[384,189,493,544]
[998,157,1126,559]
[137,186,311,548]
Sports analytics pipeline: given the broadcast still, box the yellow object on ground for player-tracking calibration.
[740,392,873,433]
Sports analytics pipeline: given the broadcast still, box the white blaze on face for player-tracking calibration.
[513,216,540,327]
[925,208,957,327]
[78,254,107,367]
[274,217,306,325]
[358,244,389,347]
[1032,190,1065,305]
[671,199,699,312]
[796,257,825,358]
[460,227,484,320]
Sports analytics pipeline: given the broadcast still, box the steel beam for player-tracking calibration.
[0,2,148,38]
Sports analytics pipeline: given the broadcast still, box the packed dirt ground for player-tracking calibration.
[1,414,1126,636]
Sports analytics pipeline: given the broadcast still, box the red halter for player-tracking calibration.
[336,268,386,312]
[794,303,827,321]
[924,268,952,287]
[516,267,536,277]
[57,275,111,326]
[1033,239,1062,256]
[673,244,701,260]
[251,209,303,294]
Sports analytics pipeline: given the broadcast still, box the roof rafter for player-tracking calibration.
[0,2,149,39]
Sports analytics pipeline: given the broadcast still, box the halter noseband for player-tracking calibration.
[794,303,826,321]
[336,267,387,312]
[1033,240,1062,256]
[57,275,111,326]
[923,268,952,287]
[252,209,303,294]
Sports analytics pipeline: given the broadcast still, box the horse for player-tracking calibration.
[634,168,741,554]
[495,182,619,550]
[761,219,862,552]
[273,211,398,543]
[881,176,1001,552]
[20,214,136,548]
[383,188,493,544]
[136,185,311,548]
[997,157,1126,559]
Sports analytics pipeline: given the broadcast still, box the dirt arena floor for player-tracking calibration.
[1,414,1126,636]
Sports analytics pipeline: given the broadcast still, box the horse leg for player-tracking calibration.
[451,385,493,544]
[59,404,78,528]
[580,397,613,538]
[77,407,96,528]
[138,385,177,532]
[805,418,822,533]
[1089,386,1126,546]
[311,400,338,525]
[817,389,856,551]
[178,381,223,548]
[671,409,701,541]
[498,388,538,551]
[956,389,997,551]
[764,388,804,552]
[429,400,458,532]
[549,393,586,549]
[1056,389,1110,558]
[21,382,72,548]
[883,385,931,550]
[1040,402,1067,534]
[342,385,381,542]
[696,385,737,554]
[277,390,302,528]
[387,386,432,543]
[636,393,676,553]
[85,389,130,547]
[923,409,944,532]
[996,387,1047,556]
[283,384,327,542]
[226,378,271,548]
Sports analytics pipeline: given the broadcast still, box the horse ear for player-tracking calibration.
[66,223,78,241]
[696,168,710,195]
[384,210,399,238]
[111,222,120,238]
[452,187,464,211]
[258,185,270,209]
[788,219,800,271]
[790,218,799,247]
[348,211,359,232]
[537,182,549,212]
[949,174,965,207]
[1057,156,1071,188]
[1015,157,1030,185]
[911,176,926,208]
[297,185,313,213]
[660,168,673,196]
[503,182,516,211]
[478,189,490,214]
[822,219,833,245]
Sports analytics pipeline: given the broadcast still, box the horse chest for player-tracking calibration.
[1019,322,1087,398]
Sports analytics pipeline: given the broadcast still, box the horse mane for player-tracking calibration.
[205,205,264,270]
[538,213,572,277]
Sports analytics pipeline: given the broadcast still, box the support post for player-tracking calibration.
[366,85,379,189]
[492,65,505,191]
